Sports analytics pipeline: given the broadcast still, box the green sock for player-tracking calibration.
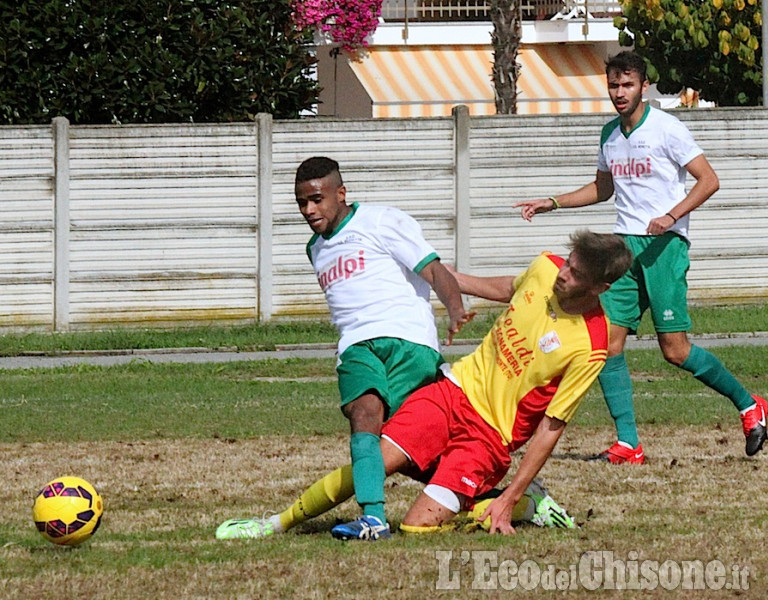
[680,345,754,412]
[598,353,639,448]
[350,432,387,523]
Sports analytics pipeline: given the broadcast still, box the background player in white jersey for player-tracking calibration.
[218,156,473,541]
[515,51,767,464]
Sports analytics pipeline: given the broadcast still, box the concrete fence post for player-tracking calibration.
[452,104,471,275]
[52,116,70,331]
[256,113,274,321]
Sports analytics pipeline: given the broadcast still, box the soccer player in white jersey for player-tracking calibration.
[218,156,473,541]
[216,231,632,540]
[516,51,767,464]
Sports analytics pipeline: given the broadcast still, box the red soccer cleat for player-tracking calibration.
[740,395,768,457]
[592,441,645,465]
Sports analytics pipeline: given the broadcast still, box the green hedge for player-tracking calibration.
[0,0,319,124]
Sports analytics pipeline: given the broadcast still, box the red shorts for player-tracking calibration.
[381,377,511,499]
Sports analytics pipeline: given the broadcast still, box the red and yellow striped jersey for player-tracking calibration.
[450,253,609,450]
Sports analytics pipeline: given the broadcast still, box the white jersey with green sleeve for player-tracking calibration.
[597,105,703,241]
[306,202,441,356]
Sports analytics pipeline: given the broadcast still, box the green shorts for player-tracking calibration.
[600,232,692,334]
[336,337,445,419]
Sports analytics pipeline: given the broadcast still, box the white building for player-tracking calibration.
[315,0,632,117]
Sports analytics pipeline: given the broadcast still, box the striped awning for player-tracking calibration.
[348,44,614,118]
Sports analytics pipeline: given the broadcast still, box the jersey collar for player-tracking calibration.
[323,202,359,240]
[621,103,651,139]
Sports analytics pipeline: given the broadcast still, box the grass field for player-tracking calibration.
[1,303,767,355]
[0,319,766,598]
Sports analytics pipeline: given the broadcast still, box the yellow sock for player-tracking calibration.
[464,495,534,531]
[278,464,355,531]
[399,522,457,534]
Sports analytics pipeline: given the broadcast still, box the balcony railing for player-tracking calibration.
[380,0,623,22]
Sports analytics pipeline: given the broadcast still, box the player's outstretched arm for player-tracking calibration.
[480,416,566,534]
[419,259,475,345]
[514,197,557,222]
[514,171,614,221]
[442,263,515,304]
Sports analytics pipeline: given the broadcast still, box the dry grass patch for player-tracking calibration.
[1,427,765,598]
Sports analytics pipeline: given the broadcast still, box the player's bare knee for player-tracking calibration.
[401,512,446,529]
[343,394,385,433]
[607,338,627,357]
[658,333,691,367]
[347,411,383,434]
[661,346,690,367]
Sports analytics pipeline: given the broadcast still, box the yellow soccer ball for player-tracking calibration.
[32,476,103,546]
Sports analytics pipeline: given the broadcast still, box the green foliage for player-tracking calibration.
[616,0,763,105]
[0,0,319,124]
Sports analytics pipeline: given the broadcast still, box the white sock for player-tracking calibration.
[267,514,284,533]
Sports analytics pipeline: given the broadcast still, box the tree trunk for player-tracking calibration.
[490,0,522,114]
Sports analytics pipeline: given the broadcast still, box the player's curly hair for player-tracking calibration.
[295,156,344,186]
[606,51,648,82]
[568,230,633,285]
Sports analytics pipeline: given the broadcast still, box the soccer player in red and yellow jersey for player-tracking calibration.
[216,231,632,539]
[380,230,633,534]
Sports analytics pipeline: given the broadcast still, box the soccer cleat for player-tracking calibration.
[330,515,391,541]
[468,480,574,530]
[215,517,278,540]
[525,479,576,529]
[592,441,645,465]
[741,395,768,456]
[530,495,575,529]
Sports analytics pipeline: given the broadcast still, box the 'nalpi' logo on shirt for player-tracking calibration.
[609,157,652,178]
[663,309,675,321]
[317,250,366,291]
[461,476,478,489]
[538,331,561,354]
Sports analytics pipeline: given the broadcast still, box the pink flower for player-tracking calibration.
[292,0,382,53]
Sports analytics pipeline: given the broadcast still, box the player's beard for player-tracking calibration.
[612,91,642,118]
[553,277,570,298]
